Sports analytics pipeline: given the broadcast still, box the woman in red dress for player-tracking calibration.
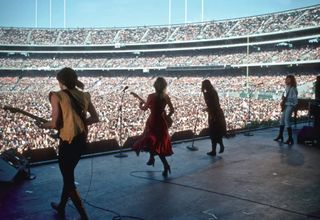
[133,77,174,177]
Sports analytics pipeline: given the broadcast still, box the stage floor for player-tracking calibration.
[1,125,320,220]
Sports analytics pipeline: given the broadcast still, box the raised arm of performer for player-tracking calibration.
[274,74,298,145]
[37,67,99,220]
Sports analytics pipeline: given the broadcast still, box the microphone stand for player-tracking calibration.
[244,36,253,137]
[114,88,128,158]
[21,143,36,180]
[244,73,253,136]
[186,91,203,151]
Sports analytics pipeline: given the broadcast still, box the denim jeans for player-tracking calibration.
[280,105,294,128]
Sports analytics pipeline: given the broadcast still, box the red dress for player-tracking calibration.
[133,93,173,156]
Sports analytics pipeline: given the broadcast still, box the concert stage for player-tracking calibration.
[1,125,320,220]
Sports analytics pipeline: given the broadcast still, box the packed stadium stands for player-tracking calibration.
[0,4,319,153]
[0,5,319,45]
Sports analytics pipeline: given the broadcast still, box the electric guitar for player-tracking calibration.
[130,92,173,128]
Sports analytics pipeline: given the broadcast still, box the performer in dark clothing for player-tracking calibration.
[201,79,227,156]
[315,75,320,100]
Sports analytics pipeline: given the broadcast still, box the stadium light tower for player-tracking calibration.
[201,0,204,22]
[185,0,188,24]
[35,0,38,28]
[49,0,52,28]
[64,0,66,28]
[169,0,171,26]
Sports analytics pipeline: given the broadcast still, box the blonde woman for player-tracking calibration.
[132,77,174,177]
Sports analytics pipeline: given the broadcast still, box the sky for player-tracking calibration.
[0,0,319,28]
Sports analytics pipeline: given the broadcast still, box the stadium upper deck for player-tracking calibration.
[0,4,319,47]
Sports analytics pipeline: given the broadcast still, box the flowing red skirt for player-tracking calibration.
[133,114,173,156]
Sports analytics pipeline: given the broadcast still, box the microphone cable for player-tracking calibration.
[80,156,145,220]
[64,155,144,220]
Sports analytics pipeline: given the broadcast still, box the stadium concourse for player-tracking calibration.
[0,124,320,220]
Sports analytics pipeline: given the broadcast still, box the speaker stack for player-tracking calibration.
[0,149,28,182]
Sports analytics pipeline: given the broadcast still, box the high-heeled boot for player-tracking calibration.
[274,125,284,142]
[284,127,294,145]
[207,143,216,156]
[218,140,225,154]
[159,156,171,177]
[162,165,171,177]
[51,188,69,216]
[146,154,155,166]
[69,189,89,220]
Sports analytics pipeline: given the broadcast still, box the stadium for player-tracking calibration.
[1,4,319,154]
[0,2,320,220]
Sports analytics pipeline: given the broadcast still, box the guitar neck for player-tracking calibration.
[20,110,48,123]
[130,92,146,103]
[2,105,48,123]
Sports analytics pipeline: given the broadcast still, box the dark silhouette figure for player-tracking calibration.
[133,77,174,177]
[37,67,99,219]
[274,75,298,145]
[202,79,227,156]
[314,75,320,130]
[315,75,320,101]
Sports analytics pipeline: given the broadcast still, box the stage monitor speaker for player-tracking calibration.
[0,149,27,182]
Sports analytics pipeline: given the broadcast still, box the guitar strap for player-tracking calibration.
[63,90,87,134]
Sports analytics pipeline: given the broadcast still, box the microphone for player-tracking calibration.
[122,86,129,92]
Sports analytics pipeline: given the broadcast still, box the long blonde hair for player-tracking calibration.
[153,77,167,99]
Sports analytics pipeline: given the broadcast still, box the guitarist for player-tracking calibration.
[132,77,174,177]
[274,75,298,145]
[37,67,99,219]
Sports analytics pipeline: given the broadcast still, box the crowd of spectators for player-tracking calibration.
[1,44,319,70]
[0,73,317,153]
[0,5,319,45]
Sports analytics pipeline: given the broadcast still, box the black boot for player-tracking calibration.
[146,153,155,166]
[284,127,294,145]
[159,156,171,177]
[51,188,68,216]
[274,125,284,142]
[51,202,65,217]
[207,143,217,156]
[69,190,89,220]
[218,139,224,154]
